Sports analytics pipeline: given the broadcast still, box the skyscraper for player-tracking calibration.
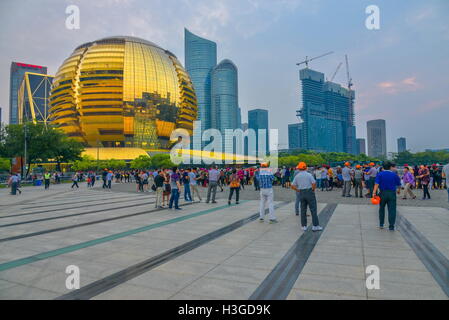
[248,108,269,156]
[18,73,54,125]
[211,59,239,131]
[211,59,240,151]
[297,68,356,153]
[367,119,387,158]
[397,137,407,153]
[288,123,302,150]
[9,62,47,124]
[356,138,366,155]
[185,29,217,131]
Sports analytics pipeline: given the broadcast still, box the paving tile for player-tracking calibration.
[93,284,173,300]
[180,277,258,299]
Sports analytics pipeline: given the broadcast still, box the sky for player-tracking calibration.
[0,0,448,153]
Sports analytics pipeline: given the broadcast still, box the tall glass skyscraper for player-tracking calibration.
[248,108,269,156]
[185,29,217,131]
[288,123,302,150]
[367,119,387,158]
[9,62,47,124]
[297,68,356,153]
[397,137,406,153]
[211,59,239,131]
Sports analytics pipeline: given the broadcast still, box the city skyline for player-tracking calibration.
[0,0,448,152]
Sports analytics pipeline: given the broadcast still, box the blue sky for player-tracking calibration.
[0,0,448,152]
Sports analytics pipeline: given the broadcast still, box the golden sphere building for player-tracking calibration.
[49,36,197,153]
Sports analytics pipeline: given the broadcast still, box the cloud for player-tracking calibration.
[377,76,421,94]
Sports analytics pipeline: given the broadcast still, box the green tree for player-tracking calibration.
[0,122,84,176]
[150,153,175,169]
[0,158,10,172]
[130,155,152,170]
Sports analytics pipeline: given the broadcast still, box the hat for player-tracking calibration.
[297,162,307,170]
[345,162,350,166]
[356,165,361,169]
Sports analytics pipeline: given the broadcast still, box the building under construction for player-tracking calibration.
[296,67,356,154]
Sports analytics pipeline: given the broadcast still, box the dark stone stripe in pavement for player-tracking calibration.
[55,201,290,300]
[0,194,151,219]
[397,214,449,298]
[249,203,338,300]
[0,199,156,228]
[19,193,148,210]
[0,200,185,242]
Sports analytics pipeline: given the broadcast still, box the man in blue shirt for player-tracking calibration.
[373,162,401,231]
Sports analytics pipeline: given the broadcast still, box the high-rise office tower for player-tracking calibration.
[237,107,242,129]
[10,62,47,124]
[185,29,217,131]
[288,123,302,150]
[211,59,240,151]
[248,108,269,156]
[356,138,366,155]
[18,73,54,124]
[367,119,387,158]
[397,137,407,153]
[297,68,356,153]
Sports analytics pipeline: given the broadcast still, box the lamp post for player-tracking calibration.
[23,122,27,179]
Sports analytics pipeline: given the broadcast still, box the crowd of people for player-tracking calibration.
[6,161,449,232]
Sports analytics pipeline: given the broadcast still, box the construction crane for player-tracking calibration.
[345,54,353,90]
[328,62,343,82]
[296,51,334,68]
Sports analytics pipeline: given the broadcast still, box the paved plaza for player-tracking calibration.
[0,183,448,300]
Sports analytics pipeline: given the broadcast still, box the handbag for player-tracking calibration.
[151,184,157,191]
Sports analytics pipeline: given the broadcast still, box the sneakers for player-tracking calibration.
[312,226,323,232]
[301,226,307,231]
[269,219,278,224]
[379,225,384,229]
[259,218,264,222]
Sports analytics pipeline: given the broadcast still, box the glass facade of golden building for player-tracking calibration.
[49,36,197,150]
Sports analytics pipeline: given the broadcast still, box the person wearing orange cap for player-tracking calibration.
[106,170,113,189]
[291,162,322,232]
[341,162,353,197]
[258,162,277,223]
[365,162,378,197]
[354,165,364,198]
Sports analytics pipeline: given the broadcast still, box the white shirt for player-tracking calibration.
[292,171,316,190]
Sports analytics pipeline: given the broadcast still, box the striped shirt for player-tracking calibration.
[259,169,274,189]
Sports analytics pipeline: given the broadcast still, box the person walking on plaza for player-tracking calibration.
[418,165,431,200]
[254,168,260,191]
[353,165,364,198]
[258,163,277,223]
[102,169,108,188]
[8,173,20,195]
[162,171,171,207]
[44,171,51,190]
[182,169,192,202]
[372,162,401,231]
[169,167,182,210]
[154,170,165,209]
[291,162,322,232]
[189,168,202,202]
[443,162,449,202]
[228,169,241,205]
[206,165,220,204]
[106,170,113,189]
[71,172,79,189]
[401,166,416,200]
[342,162,353,197]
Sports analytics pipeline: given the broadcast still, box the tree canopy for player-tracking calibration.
[0,122,84,174]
